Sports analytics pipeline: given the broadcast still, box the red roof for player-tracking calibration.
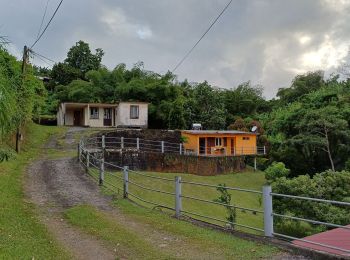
[293,225,350,257]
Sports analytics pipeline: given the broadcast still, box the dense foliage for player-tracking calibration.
[272,170,350,237]
[0,46,46,142]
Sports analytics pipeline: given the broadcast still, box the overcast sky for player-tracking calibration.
[2,0,350,98]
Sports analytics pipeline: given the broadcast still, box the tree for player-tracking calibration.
[168,98,186,129]
[224,82,266,122]
[277,71,325,104]
[50,62,81,85]
[65,40,104,75]
[293,106,349,171]
[190,82,226,129]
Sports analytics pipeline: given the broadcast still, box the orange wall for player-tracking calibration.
[181,132,257,156]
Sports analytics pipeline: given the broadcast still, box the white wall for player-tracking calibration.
[88,107,104,127]
[116,102,148,128]
[65,110,74,126]
[57,104,64,126]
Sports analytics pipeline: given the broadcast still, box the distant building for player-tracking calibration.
[57,102,148,128]
[181,130,265,156]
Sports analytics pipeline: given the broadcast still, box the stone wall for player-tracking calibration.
[104,150,245,175]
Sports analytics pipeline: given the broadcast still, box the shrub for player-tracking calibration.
[265,162,290,182]
[345,158,350,171]
[214,184,236,229]
[272,170,350,237]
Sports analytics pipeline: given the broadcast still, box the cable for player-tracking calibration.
[171,0,232,73]
[36,0,51,40]
[30,0,64,49]
[32,53,53,67]
[30,49,56,63]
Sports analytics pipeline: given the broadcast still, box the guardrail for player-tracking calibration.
[78,136,350,256]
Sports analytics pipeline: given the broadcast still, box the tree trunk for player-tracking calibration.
[324,128,335,171]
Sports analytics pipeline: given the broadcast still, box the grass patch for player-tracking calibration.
[115,199,280,259]
[89,168,266,234]
[64,205,173,260]
[0,123,69,259]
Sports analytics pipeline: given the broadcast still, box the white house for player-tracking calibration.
[57,102,148,128]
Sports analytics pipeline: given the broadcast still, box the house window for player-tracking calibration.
[243,137,250,140]
[130,105,139,119]
[90,107,99,119]
[215,137,222,146]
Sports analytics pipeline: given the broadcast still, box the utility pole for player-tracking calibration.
[16,45,29,153]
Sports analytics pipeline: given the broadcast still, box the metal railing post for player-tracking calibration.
[161,141,164,153]
[136,137,140,150]
[254,157,257,171]
[121,137,124,149]
[179,143,182,155]
[77,141,81,162]
[175,176,182,218]
[123,166,129,198]
[102,135,105,150]
[99,158,104,186]
[263,185,273,237]
[86,151,90,173]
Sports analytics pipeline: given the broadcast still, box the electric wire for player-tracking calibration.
[171,0,232,73]
[30,0,64,49]
[36,0,51,40]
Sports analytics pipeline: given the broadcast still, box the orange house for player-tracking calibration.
[181,130,264,156]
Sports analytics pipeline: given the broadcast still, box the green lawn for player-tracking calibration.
[0,123,70,259]
[65,202,280,259]
[88,166,266,234]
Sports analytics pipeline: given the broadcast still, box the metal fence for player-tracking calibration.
[78,136,350,256]
[81,135,266,156]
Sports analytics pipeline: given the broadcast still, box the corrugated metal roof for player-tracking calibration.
[181,130,257,135]
[293,225,350,256]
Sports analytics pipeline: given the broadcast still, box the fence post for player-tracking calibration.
[121,137,124,149]
[136,138,140,150]
[175,176,182,218]
[77,141,81,162]
[161,141,164,153]
[123,166,129,198]
[263,146,266,155]
[254,157,257,171]
[263,185,273,237]
[86,151,90,173]
[99,158,104,186]
[179,143,182,155]
[102,135,105,149]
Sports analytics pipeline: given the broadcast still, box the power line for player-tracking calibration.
[30,49,56,64]
[32,52,53,67]
[36,0,51,40]
[30,0,64,49]
[171,0,232,73]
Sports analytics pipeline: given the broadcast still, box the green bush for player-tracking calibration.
[272,170,350,237]
[345,158,350,171]
[265,162,290,182]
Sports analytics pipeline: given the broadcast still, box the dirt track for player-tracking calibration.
[26,128,117,259]
[24,128,307,260]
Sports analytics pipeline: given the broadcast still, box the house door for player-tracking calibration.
[199,138,206,155]
[104,108,112,126]
[231,138,236,155]
[73,110,81,126]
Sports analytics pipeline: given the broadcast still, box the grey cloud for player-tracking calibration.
[1,0,350,98]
